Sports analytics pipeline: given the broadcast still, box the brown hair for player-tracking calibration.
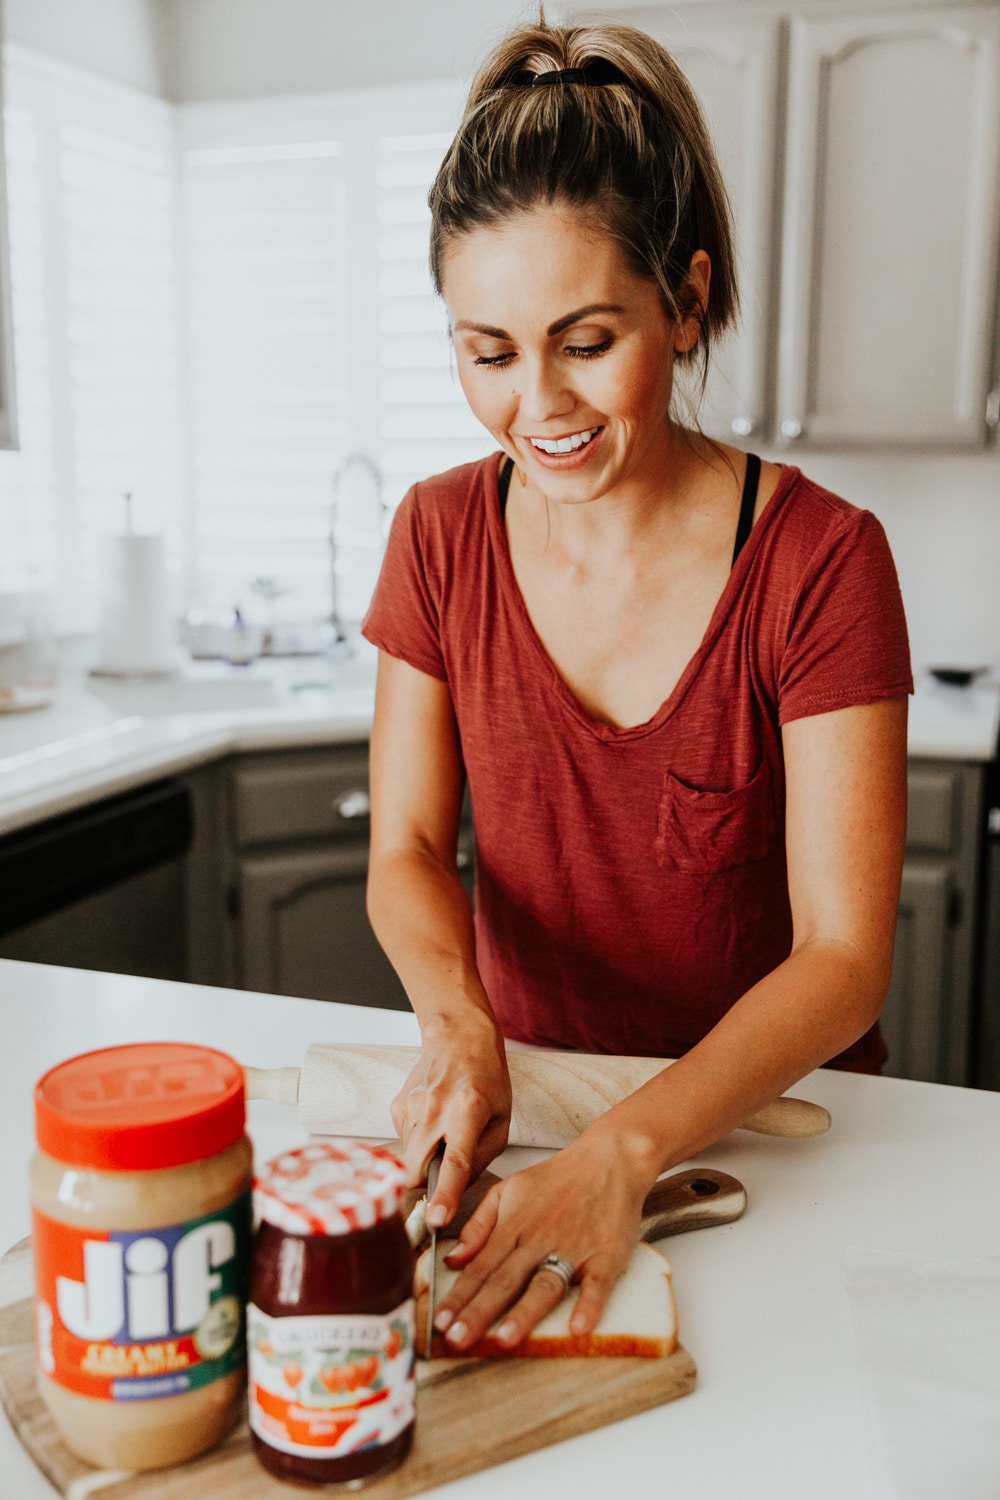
[428,20,739,388]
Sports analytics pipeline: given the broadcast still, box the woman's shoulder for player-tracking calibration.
[402,452,500,518]
[761,464,891,565]
[385,452,500,570]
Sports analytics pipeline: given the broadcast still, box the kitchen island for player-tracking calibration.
[0,958,997,1499]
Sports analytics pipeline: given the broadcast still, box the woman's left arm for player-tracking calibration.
[433,697,908,1351]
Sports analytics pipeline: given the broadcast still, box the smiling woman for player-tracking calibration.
[360,14,912,1359]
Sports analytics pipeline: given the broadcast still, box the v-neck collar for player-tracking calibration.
[484,452,798,744]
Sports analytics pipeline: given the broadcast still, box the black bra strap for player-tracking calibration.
[498,455,513,519]
[731,453,761,568]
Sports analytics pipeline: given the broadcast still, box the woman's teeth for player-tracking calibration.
[529,428,598,455]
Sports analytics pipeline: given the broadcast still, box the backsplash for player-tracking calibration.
[760,446,1000,676]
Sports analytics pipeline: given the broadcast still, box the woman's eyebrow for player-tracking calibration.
[452,303,625,340]
[547,303,624,335]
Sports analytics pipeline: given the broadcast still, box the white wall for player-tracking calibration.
[766,449,1000,677]
[161,0,541,98]
[4,0,169,94]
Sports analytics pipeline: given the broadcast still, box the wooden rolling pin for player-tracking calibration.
[244,1043,831,1145]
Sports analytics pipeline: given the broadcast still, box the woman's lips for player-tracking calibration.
[522,426,604,469]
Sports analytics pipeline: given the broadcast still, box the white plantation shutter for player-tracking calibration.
[62,123,184,588]
[178,85,492,622]
[179,129,350,616]
[0,48,182,627]
[0,64,494,627]
[376,130,492,510]
[0,99,57,592]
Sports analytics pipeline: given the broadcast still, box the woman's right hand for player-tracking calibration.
[390,1016,512,1229]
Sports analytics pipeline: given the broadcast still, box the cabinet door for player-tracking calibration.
[882,860,953,1082]
[623,10,782,443]
[238,839,474,1010]
[239,844,410,1010]
[777,5,1000,448]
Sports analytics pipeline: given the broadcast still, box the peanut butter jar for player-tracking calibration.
[31,1042,253,1470]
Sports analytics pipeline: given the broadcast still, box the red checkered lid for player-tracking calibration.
[254,1141,407,1236]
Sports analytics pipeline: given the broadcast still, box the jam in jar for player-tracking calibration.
[248,1142,415,1486]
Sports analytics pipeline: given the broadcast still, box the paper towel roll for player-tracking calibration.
[95,533,177,676]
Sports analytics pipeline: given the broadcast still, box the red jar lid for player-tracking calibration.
[35,1042,246,1171]
[254,1142,407,1236]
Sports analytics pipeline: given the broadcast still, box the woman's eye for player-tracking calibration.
[473,351,515,369]
[565,338,613,360]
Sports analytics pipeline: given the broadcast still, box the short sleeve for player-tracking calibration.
[361,484,448,681]
[777,509,913,724]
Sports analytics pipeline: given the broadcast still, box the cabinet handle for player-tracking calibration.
[333,788,371,820]
[986,387,1000,430]
[730,416,757,438]
[780,419,804,440]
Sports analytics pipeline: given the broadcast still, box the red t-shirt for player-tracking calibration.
[362,454,912,1073]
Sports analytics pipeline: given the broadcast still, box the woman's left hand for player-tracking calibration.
[430,1127,659,1350]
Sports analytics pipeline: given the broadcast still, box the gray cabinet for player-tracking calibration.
[777,4,1000,449]
[226,744,473,1011]
[627,9,782,444]
[626,2,1000,449]
[882,760,986,1084]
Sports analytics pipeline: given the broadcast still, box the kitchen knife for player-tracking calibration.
[425,1143,445,1356]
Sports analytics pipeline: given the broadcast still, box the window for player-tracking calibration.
[177,84,491,624]
[0,55,493,634]
[0,47,181,631]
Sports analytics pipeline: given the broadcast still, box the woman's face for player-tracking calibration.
[441,201,705,505]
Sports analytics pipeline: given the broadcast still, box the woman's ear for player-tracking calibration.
[674,249,711,353]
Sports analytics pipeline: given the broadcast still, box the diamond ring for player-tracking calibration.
[534,1254,575,1296]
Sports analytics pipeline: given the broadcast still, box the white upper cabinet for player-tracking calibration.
[615,3,1000,450]
[777,5,1000,449]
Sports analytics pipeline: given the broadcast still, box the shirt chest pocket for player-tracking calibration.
[655,760,777,873]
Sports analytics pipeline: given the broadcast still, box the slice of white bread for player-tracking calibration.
[414,1240,677,1359]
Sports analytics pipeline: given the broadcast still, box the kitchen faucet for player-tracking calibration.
[330,452,386,651]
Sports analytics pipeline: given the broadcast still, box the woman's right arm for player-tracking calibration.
[366,649,511,1227]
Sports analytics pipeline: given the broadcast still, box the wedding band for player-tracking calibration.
[534,1254,575,1295]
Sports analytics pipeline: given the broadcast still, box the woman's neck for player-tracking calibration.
[505,425,737,573]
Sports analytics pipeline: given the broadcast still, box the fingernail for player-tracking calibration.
[433,1307,453,1332]
[428,1204,448,1228]
[496,1320,519,1346]
[445,1320,467,1346]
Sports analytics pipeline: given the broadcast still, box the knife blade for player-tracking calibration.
[425,1143,445,1358]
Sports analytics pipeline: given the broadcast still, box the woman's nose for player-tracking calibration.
[516,356,574,424]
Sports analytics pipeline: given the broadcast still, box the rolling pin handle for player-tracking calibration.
[743,1097,831,1137]
[244,1065,301,1107]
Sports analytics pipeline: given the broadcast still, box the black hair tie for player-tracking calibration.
[525,59,631,88]
[531,67,586,86]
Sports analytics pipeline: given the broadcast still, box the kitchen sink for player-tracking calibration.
[87,665,282,715]
[84,643,378,717]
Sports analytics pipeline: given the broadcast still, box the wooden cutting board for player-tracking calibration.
[0,1169,745,1499]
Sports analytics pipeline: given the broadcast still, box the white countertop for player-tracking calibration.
[0,647,997,838]
[0,645,379,836]
[1,958,999,1499]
